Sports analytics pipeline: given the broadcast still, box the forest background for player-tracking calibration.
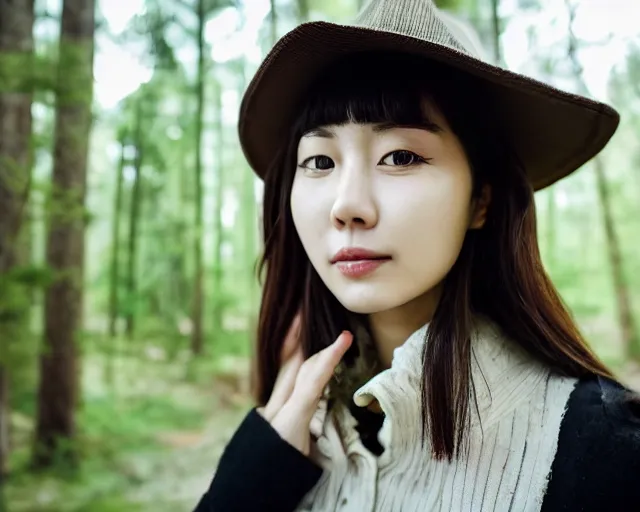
[1,0,639,510]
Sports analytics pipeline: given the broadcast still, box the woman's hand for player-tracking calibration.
[257,314,353,456]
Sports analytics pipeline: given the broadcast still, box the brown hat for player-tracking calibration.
[238,0,620,190]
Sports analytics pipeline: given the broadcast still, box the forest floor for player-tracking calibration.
[121,398,250,512]
[5,404,250,512]
[4,343,640,512]
[4,347,252,512]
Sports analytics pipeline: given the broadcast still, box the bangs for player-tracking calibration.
[295,52,446,136]
[285,51,494,195]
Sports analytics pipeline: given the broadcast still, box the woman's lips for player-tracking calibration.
[330,247,392,278]
[334,258,390,278]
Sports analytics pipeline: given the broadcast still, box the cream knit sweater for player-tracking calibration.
[297,319,578,512]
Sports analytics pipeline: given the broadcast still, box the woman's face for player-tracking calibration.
[290,101,484,315]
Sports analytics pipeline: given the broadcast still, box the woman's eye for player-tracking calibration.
[379,150,425,167]
[299,155,334,171]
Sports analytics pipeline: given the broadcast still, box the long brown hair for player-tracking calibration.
[253,51,615,460]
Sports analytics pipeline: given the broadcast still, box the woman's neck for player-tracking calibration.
[368,285,443,368]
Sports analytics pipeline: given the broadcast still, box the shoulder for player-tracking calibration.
[195,409,323,512]
[542,375,640,511]
[562,375,640,452]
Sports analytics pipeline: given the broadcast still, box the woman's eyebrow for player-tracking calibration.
[301,120,443,139]
[372,121,443,134]
[301,127,336,138]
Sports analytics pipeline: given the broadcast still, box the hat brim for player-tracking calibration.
[239,22,619,191]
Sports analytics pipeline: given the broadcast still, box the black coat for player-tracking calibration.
[194,376,640,512]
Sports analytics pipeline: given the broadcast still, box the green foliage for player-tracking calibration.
[309,0,359,19]
[0,264,50,370]
[433,0,474,12]
[5,0,640,509]
[7,360,209,511]
[81,394,204,450]
[123,4,179,71]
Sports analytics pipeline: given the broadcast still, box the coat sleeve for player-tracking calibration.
[542,376,640,512]
[193,408,323,512]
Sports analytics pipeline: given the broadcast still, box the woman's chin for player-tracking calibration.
[327,278,441,317]
[332,287,403,315]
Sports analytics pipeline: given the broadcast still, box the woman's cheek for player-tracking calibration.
[291,180,329,257]
[388,176,471,270]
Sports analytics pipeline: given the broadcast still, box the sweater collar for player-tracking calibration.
[311,316,550,461]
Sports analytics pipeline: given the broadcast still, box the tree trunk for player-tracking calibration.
[564,0,639,360]
[212,81,224,337]
[170,95,191,329]
[0,0,34,481]
[33,0,95,468]
[235,5,259,316]
[0,0,33,268]
[0,368,8,484]
[104,140,125,387]
[269,0,277,45]
[242,169,258,315]
[176,151,189,315]
[546,187,556,267]
[593,157,640,357]
[490,0,502,64]
[297,0,310,21]
[108,141,125,338]
[0,0,34,483]
[125,100,144,339]
[191,0,206,356]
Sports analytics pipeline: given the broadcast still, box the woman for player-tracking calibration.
[195,0,640,510]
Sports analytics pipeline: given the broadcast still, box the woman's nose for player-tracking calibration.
[330,168,378,230]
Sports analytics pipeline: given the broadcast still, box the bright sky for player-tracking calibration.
[93,0,147,107]
[93,0,639,110]
[95,0,272,108]
[501,0,639,99]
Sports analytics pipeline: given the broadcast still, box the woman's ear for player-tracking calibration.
[469,185,492,229]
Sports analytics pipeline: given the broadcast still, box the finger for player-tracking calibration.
[263,347,303,421]
[288,331,353,415]
[315,330,353,374]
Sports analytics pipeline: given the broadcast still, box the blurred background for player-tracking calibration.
[0,0,638,510]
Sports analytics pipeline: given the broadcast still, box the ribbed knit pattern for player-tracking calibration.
[299,318,578,512]
[354,0,469,55]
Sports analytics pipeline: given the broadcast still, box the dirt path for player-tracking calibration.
[122,401,250,512]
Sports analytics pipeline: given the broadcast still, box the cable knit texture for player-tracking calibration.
[298,318,578,512]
